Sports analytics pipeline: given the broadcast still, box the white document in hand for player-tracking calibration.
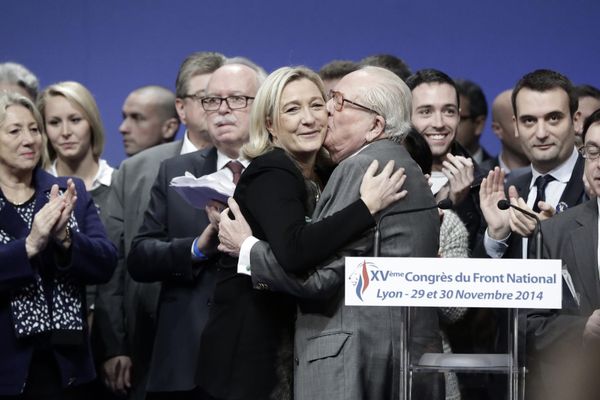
[170,170,235,209]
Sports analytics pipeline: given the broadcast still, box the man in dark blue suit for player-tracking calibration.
[478,69,587,260]
[525,109,600,400]
[476,69,588,400]
[127,58,266,400]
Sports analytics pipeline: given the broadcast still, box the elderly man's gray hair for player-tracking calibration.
[359,66,412,142]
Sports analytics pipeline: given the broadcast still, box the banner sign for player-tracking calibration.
[345,257,562,309]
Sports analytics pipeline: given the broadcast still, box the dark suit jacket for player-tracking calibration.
[197,148,375,400]
[0,168,116,395]
[448,141,488,253]
[127,147,217,392]
[497,155,586,259]
[94,140,182,399]
[526,199,599,399]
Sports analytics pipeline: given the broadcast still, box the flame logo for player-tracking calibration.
[355,260,370,301]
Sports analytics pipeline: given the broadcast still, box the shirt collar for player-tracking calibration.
[216,149,250,171]
[180,130,199,155]
[529,147,578,189]
[346,142,373,160]
[47,159,114,190]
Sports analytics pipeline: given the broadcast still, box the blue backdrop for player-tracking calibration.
[3,0,599,167]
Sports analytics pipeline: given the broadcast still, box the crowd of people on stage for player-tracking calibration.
[0,53,600,400]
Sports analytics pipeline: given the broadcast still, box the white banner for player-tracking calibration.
[345,257,562,309]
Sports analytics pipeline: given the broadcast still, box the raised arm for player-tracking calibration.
[241,159,404,273]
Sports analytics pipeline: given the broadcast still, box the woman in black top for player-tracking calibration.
[198,67,405,400]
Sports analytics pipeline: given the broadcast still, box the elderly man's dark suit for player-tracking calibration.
[127,147,217,394]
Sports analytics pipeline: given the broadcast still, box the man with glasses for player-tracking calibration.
[125,58,265,400]
[525,108,600,400]
[94,51,225,400]
[218,66,444,400]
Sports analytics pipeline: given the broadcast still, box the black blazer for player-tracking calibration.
[501,155,586,259]
[448,141,488,252]
[197,148,374,400]
[128,147,218,392]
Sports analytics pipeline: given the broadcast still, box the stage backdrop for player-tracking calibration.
[3,0,599,166]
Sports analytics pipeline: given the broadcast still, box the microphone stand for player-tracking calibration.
[497,199,541,400]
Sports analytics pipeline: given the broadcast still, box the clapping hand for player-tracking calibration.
[507,186,554,237]
[52,178,78,247]
[441,154,474,206]
[479,167,510,240]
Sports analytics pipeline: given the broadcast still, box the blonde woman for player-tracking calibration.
[38,81,114,217]
[38,81,115,321]
[0,92,116,397]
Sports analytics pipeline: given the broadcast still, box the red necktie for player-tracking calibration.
[226,160,244,184]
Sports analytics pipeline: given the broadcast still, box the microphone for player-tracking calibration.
[496,199,543,259]
[373,199,453,257]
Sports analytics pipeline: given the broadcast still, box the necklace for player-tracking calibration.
[6,191,35,206]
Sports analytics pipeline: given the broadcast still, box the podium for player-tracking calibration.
[345,257,562,400]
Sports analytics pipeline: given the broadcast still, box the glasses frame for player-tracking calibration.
[328,90,379,115]
[200,95,255,111]
[181,93,204,103]
[579,144,600,161]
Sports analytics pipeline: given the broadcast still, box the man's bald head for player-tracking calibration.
[119,85,180,156]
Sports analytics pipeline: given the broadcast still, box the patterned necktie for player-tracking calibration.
[532,174,555,212]
[226,160,244,184]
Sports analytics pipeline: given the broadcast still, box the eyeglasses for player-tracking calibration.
[181,93,204,103]
[328,90,378,114]
[200,96,255,111]
[579,144,600,160]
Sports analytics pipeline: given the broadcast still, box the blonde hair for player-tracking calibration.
[242,66,326,160]
[0,91,49,168]
[38,81,105,161]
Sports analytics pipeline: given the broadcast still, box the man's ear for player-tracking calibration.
[512,116,520,138]
[573,110,583,134]
[491,121,502,140]
[175,98,187,125]
[162,118,180,140]
[365,114,386,142]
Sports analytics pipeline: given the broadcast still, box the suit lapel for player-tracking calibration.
[508,170,532,199]
[0,198,29,239]
[559,155,586,208]
[0,168,61,239]
[192,147,218,177]
[569,200,599,308]
[182,148,217,227]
